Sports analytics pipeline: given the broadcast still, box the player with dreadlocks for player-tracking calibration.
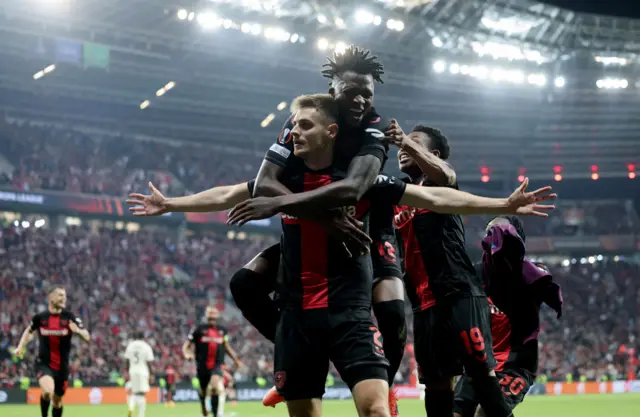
[128,46,406,417]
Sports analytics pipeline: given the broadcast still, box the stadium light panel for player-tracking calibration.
[449,63,460,74]
[595,56,628,66]
[591,173,599,180]
[222,19,233,29]
[44,64,56,74]
[528,73,547,87]
[140,100,150,110]
[21,221,30,228]
[386,19,404,31]
[432,37,443,48]
[335,17,345,28]
[621,79,629,88]
[480,175,490,183]
[33,70,44,80]
[335,42,347,54]
[554,77,565,88]
[241,23,251,33]
[433,60,446,73]
[165,81,175,90]
[517,175,525,182]
[317,14,327,24]
[630,172,637,179]
[197,12,221,29]
[373,16,382,26]
[156,88,166,97]
[290,33,299,43]
[34,219,46,228]
[250,24,262,35]
[177,9,188,20]
[459,65,470,75]
[260,113,276,128]
[554,174,562,181]
[317,38,329,50]
[187,12,195,21]
[264,27,290,41]
[628,164,636,171]
[355,9,375,25]
[277,101,287,111]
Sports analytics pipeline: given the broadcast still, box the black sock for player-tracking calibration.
[229,268,279,342]
[40,397,50,417]
[424,387,453,417]
[198,393,206,412]
[210,395,219,417]
[373,300,407,385]
[470,376,513,417]
[51,406,63,417]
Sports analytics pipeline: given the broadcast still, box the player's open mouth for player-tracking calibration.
[398,153,410,163]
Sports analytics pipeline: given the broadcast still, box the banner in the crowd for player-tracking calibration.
[0,188,276,230]
[26,387,160,405]
[0,388,27,404]
[235,386,353,402]
[545,381,640,395]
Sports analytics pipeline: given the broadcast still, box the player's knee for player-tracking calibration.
[474,407,488,417]
[360,401,390,417]
[373,300,406,342]
[52,395,63,407]
[425,378,454,392]
[41,390,53,401]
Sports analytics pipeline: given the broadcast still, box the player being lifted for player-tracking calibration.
[222,94,554,417]
[14,286,90,417]
[124,331,155,417]
[183,306,242,417]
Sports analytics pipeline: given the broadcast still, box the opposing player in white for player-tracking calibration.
[124,332,155,417]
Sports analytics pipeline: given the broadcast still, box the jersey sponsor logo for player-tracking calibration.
[393,207,415,228]
[277,128,292,145]
[365,128,384,139]
[40,329,69,336]
[369,116,381,124]
[269,143,291,159]
[489,303,505,316]
[200,336,224,344]
[374,174,393,185]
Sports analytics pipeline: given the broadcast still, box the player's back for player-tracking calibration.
[125,340,154,376]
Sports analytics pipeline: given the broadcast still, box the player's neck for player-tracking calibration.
[304,150,333,171]
[48,305,62,315]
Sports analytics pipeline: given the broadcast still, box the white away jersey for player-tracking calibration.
[124,340,154,376]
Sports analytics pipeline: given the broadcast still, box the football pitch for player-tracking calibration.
[3,395,639,417]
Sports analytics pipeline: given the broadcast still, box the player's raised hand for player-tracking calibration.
[384,119,409,148]
[322,213,372,256]
[506,178,557,217]
[126,182,168,216]
[13,346,24,358]
[227,197,281,226]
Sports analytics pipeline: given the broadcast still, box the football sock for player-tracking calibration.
[373,300,407,385]
[40,396,50,417]
[229,268,279,342]
[424,387,453,417]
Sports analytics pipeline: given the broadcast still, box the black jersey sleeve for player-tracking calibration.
[29,314,42,332]
[247,179,256,196]
[188,326,199,342]
[67,311,84,329]
[364,174,407,206]
[263,115,295,168]
[357,113,388,165]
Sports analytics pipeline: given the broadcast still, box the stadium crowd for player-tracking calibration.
[0,224,638,388]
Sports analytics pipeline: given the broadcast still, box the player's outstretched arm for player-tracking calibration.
[182,341,194,361]
[127,182,251,216]
[69,322,91,343]
[223,338,243,370]
[400,178,556,217]
[13,327,34,357]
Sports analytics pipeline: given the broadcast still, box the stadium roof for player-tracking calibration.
[0,0,638,182]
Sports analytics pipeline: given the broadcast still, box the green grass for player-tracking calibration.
[3,394,640,417]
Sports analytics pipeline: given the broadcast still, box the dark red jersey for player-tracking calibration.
[277,173,405,310]
[30,310,83,372]
[188,324,227,370]
[488,298,539,374]
[166,365,177,384]
[394,176,484,312]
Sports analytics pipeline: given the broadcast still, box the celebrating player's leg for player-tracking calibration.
[13,286,90,417]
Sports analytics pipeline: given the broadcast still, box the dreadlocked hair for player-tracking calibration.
[321,45,384,84]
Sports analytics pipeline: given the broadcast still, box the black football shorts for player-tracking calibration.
[197,365,224,393]
[274,306,389,401]
[35,361,69,397]
[454,368,535,415]
[413,295,496,384]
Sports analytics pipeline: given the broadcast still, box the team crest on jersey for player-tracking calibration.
[274,371,286,390]
[60,320,68,327]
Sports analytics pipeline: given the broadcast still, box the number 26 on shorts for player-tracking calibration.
[459,327,488,362]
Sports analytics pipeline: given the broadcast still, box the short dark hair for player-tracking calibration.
[411,125,450,160]
[135,331,145,340]
[321,45,384,84]
[290,94,340,122]
[47,285,65,295]
[491,216,526,242]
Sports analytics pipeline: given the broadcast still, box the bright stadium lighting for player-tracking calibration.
[433,60,446,73]
[165,81,175,90]
[528,73,547,86]
[432,37,443,47]
[355,9,375,25]
[595,56,628,66]
[317,14,327,24]
[621,79,629,88]
[596,79,604,89]
[335,17,345,28]
[317,37,329,50]
[449,63,460,74]
[197,12,221,30]
[33,70,44,80]
[140,100,150,110]
[554,77,565,88]
[187,12,195,21]
[471,66,488,79]
[241,23,251,33]
[177,9,188,20]
[44,64,56,74]
[290,33,299,43]
[277,101,287,111]
[264,27,290,41]
[334,42,347,54]
[460,65,470,75]
[250,23,261,35]
[22,221,30,228]
[222,19,232,29]
[260,113,276,128]
[491,68,505,82]
[386,19,404,31]
[508,70,524,84]
[156,88,166,97]
[34,219,46,228]
[373,15,382,25]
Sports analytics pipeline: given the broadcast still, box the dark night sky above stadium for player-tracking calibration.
[541,1,640,18]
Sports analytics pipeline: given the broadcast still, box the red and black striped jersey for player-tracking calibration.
[277,172,406,310]
[394,176,484,312]
[264,108,388,173]
[188,324,227,370]
[30,310,83,372]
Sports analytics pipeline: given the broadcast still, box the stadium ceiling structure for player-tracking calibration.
[0,0,639,182]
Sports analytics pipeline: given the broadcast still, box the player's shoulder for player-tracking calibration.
[276,114,295,146]
[61,309,77,318]
[32,311,47,320]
